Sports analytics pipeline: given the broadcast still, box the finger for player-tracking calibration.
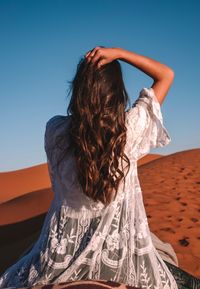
[85,50,96,62]
[97,59,105,69]
[89,46,101,58]
[85,51,92,61]
[90,50,102,65]
[85,51,90,57]
[97,60,102,69]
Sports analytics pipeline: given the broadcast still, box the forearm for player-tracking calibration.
[116,48,174,81]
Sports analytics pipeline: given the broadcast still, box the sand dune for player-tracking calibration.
[0,163,50,204]
[138,148,200,278]
[0,188,53,225]
[0,149,199,280]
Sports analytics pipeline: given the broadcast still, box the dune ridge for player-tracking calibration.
[137,153,163,166]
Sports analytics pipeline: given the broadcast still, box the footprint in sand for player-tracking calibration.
[180,202,187,206]
[179,238,190,246]
[160,227,175,233]
[191,218,198,223]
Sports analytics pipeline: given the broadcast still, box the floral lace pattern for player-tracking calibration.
[0,88,179,289]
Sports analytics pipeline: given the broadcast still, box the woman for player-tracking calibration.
[0,46,199,289]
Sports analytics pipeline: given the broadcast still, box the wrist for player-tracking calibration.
[114,48,124,60]
[114,48,129,61]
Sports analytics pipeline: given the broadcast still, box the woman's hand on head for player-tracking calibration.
[85,46,120,68]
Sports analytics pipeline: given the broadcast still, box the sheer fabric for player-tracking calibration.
[0,87,179,289]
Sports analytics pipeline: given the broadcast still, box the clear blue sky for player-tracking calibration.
[0,0,199,172]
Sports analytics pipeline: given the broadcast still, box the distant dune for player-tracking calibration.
[0,163,50,204]
[0,149,199,279]
[0,188,53,225]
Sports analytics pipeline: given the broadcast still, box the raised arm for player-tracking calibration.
[115,48,174,106]
[85,46,174,106]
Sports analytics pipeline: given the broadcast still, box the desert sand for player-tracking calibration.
[138,148,200,278]
[0,148,199,280]
[0,164,51,204]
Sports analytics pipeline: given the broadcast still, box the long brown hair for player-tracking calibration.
[55,50,131,207]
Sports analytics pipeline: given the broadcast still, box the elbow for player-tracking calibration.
[166,67,175,81]
[153,65,175,83]
[153,67,175,90]
[158,67,175,84]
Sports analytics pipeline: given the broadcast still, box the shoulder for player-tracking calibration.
[44,115,72,152]
[125,88,154,138]
[125,87,156,121]
[46,114,68,127]
[46,114,71,130]
[45,114,72,140]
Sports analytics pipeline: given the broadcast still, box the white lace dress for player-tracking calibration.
[0,87,178,289]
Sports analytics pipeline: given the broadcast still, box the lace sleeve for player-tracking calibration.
[126,87,171,160]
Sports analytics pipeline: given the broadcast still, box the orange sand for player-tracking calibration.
[138,148,200,278]
[0,164,50,204]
